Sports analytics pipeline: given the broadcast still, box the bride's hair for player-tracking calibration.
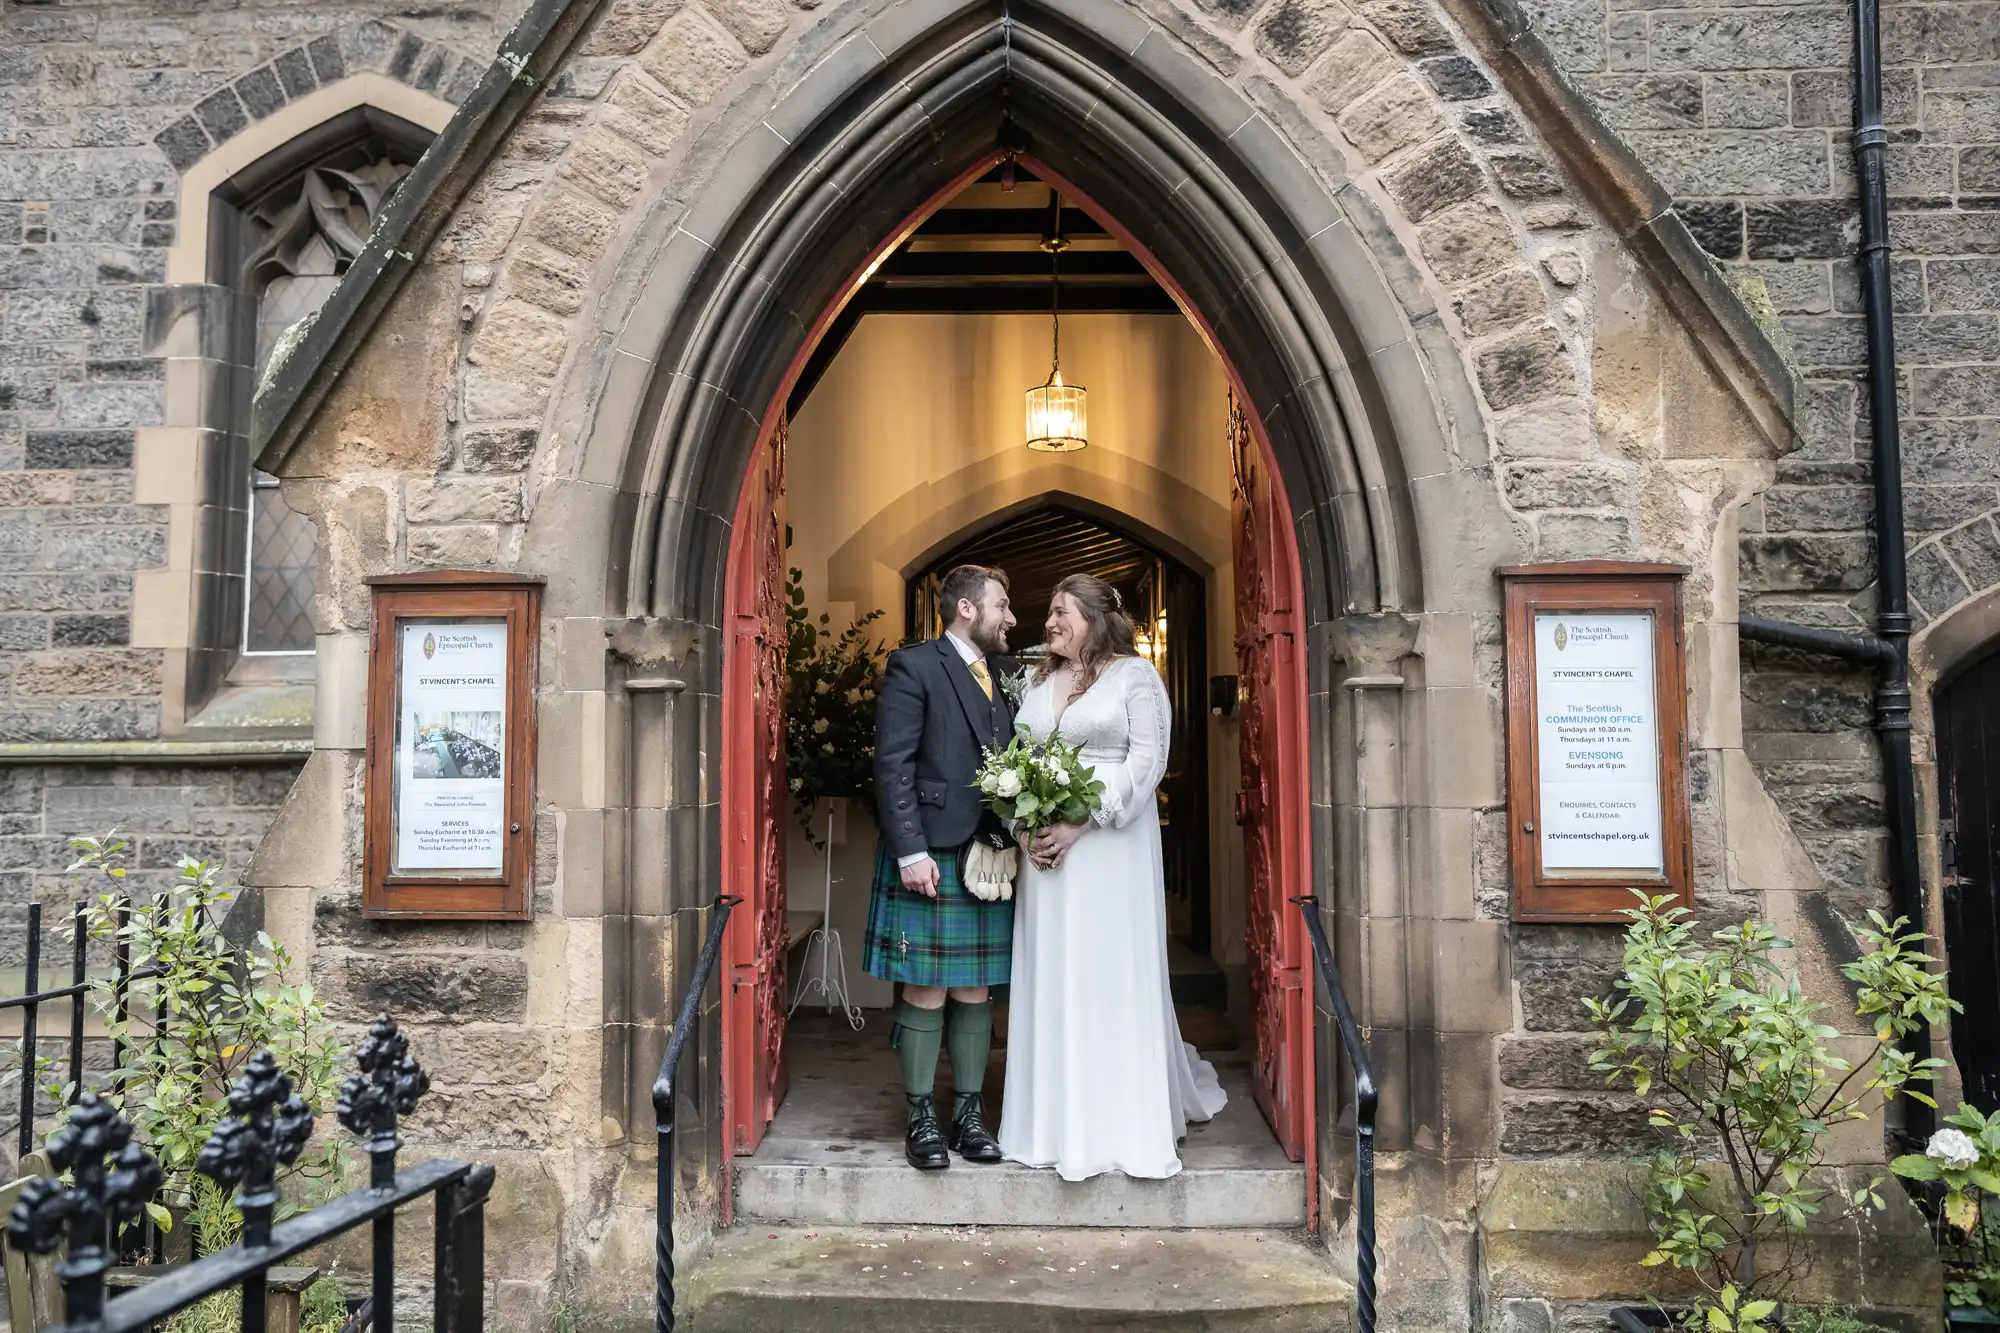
[1035,573,1138,697]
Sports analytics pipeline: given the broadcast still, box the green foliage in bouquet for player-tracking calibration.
[61,834,348,1251]
[783,567,887,841]
[1891,1104,2000,1311]
[975,735,1105,834]
[1587,893,1954,1325]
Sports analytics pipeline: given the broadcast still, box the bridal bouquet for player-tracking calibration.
[975,735,1106,835]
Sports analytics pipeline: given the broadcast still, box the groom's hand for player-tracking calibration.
[900,855,941,898]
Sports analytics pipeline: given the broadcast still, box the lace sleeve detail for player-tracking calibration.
[1092,659,1173,829]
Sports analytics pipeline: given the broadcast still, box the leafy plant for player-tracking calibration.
[61,833,347,1249]
[1890,1105,2000,1311]
[1588,894,1956,1322]
[974,734,1106,834]
[782,567,887,841]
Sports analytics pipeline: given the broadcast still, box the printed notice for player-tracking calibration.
[1534,611,1663,874]
[395,621,508,874]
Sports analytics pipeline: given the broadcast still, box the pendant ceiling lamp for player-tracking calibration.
[1025,195,1088,453]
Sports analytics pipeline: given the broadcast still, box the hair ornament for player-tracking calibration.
[1111,588,1123,610]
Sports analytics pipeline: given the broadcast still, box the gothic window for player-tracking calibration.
[241,158,412,656]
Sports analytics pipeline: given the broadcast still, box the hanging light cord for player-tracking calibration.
[1048,197,1064,376]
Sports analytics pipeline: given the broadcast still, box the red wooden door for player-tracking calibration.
[1230,394,1314,1169]
[722,415,790,1156]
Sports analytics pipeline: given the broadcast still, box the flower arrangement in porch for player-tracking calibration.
[1587,893,1957,1331]
[782,566,888,843]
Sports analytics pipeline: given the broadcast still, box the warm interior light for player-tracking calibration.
[1026,196,1088,453]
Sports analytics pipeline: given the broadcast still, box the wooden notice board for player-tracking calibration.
[363,571,542,920]
[1500,562,1692,923]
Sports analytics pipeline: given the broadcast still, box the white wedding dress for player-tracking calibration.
[999,654,1228,1180]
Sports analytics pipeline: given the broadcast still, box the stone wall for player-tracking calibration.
[1516,0,2000,925]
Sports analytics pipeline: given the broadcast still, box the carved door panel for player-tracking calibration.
[723,416,790,1156]
[1230,395,1312,1165]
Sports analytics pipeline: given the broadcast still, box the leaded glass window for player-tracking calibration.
[240,159,411,655]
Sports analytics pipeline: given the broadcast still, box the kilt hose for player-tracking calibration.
[862,841,1014,989]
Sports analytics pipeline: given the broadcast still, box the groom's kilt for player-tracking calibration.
[861,842,1013,988]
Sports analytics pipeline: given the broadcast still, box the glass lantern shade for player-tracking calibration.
[1025,370,1089,452]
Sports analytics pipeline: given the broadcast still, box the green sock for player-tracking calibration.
[894,1000,945,1119]
[946,999,993,1118]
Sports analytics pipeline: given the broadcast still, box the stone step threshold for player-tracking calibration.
[681,1225,1353,1333]
[737,1149,1306,1228]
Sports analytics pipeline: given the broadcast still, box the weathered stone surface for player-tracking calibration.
[1498,1034,1604,1090]
[1254,0,1351,76]
[1738,534,1876,592]
[1476,326,1577,410]
[405,477,524,524]
[1498,1096,1661,1156]
[508,244,592,316]
[1304,28,1398,111]
[605,73,692,156]
[1455,266,1546,336]
[12,648,162,696]
[641,7,749,105]
[1418,204,1517,284]
[408,524,503,568]
[584,0,685,55]
[558,124,653,210]
[460,426,540,473]
[1338,76,1442,163]
[1418,55,1491,101]
[1501,461,1631,510]
[313,949,529,1023]
[1357,0,1455,54]
[523,187,622,263]
[1516,958,1618,1031]
[1384,135,1485,220]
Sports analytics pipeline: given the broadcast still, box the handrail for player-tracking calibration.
[1292,896,1377,1333]
[653,895,740,1333]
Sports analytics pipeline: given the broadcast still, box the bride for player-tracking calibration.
[999,573,1228,1180]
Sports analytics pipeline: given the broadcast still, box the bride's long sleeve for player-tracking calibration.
[1092,660,1172,829]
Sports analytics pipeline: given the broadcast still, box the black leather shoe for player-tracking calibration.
[905,1094,951,1171]
[947,1094,1003,1163]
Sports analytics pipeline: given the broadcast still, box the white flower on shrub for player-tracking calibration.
[1927,1127,1981,1171]
[994,769,1023,798]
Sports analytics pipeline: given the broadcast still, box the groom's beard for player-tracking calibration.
[966,611,1009,656]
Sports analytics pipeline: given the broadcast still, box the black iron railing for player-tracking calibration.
[3,899,168,1159]
[654,895,738,1333]
[6,1013,493,1333]
[1292,896,1378,1333]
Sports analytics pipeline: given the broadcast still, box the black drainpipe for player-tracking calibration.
[1736,0,1932,1145]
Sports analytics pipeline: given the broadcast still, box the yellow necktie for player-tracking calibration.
[969,659,993,700]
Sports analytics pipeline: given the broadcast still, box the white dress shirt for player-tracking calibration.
[897,630,985,869]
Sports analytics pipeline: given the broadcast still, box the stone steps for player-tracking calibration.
[681,1225,1353,1333]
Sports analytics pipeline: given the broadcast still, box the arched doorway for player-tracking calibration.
[716,156,1319,1216]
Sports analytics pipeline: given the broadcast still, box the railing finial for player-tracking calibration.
[6,1091,164,1323]
[197,1051,316,1248]
[338,1014,429,1189]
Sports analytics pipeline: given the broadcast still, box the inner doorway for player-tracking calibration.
[1937,645,2000,1112]
[719,159,1314,1223]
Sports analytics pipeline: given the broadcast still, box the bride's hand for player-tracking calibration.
[1029,820,1088,870]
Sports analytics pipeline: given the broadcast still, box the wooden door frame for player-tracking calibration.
[716,154,1319,1225]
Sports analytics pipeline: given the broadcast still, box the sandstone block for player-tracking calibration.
[605,74,691,156]
[411,1027,554,1085]
[1538,513,1636,560]
[314,949,528,1023]
[1516,958,1618,1031]
[523,187,621,263]
[467,300,570,384]
[1419,203,1516,284]
[1738,533,1875,592]
[641,8,749,106]
[1498,1034,1604,1090]
[1357,0,1454,54]
[12,648,162,697]
[1305,29,1398,112]
[1498,1094,1661,1156]
[704,0,790,56]
[1476,326,1575,410]
[583,0,686,55]
[0,472,74,507]
[405,478,523,524]
[1623,128,1830,196]
[460,426,539,473]
[558,124,652,210]
[1338,76,1442,163]
[508,243,591,317]
[1502,461,1632,511]
[1384,135,1484,220]
[1489,150,1564,199]
[1254,0,1351,76]
[1454,266,1546,337]
[408,524,502,569]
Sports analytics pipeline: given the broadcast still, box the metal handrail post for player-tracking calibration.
[1293,896,1377,1333]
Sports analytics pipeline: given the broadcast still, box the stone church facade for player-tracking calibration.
[3,0,1998,1327]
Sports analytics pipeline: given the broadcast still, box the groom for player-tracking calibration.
[864,564,1018,1171]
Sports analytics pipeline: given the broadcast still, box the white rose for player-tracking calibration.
[1054,767,1070,786]
[994,769,1023,798]
[1928,1127,1981,1171]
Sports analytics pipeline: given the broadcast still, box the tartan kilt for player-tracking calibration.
[862,841,1014,988]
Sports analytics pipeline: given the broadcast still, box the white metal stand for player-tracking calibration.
[789,806,864,1029]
